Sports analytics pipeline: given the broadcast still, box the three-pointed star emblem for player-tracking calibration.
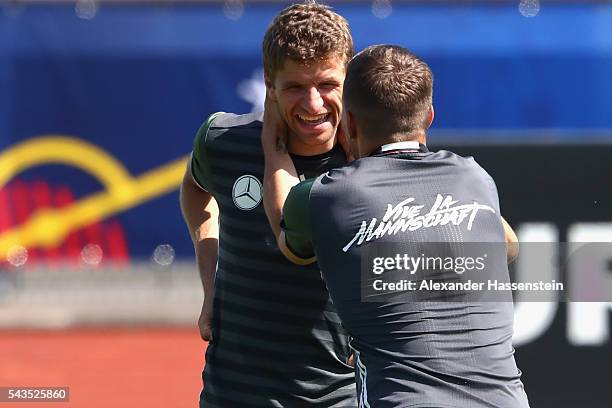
[232,175,263,210]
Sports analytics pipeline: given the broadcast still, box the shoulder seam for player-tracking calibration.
[209,112,263,130]
[204,111,227,133]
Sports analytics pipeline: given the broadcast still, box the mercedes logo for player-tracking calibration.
[232,175,263,210]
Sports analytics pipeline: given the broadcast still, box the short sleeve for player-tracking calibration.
[190,112,224,193]
[282,178,316,259]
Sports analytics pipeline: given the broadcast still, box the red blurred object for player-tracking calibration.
[0,179,130,269]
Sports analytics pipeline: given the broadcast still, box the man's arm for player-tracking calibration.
[179,163,219,341]
[277,180,317,265]
[502,216,519,264]
[260,96,317,265]
[261,96,301,241]
[180,113,223,342]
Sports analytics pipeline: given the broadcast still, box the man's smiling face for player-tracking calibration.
[268,57,346,156]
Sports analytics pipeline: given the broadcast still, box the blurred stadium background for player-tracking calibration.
[0,0,611,406]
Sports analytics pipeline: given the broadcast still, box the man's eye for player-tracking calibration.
[286,85,301,91]
[320,83,339,90]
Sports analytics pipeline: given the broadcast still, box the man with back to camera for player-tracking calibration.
[179,2,358,407]
[262,45,529,407]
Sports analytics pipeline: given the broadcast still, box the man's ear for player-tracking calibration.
[426,105,435,129]
[265,76,277,102]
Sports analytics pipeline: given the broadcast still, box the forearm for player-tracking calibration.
[262,126,300,240]
[195,236,218,299]
[180,169,219,296]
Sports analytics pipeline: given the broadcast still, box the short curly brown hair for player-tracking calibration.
[262,1,354,82]
[344,45,434,138]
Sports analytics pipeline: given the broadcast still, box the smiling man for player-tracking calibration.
[179,3,356,407]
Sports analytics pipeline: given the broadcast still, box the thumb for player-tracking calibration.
[337,123,355,162]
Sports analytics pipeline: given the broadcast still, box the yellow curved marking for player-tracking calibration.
[0,136,188,260]
[0,136,134,193]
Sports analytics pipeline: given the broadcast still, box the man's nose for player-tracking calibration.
[302,87,324,113]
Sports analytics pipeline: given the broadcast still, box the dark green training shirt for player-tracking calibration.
[190,112,356,408]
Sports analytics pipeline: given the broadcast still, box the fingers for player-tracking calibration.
[199,314,213,342]
[199,300,214,342]
[501,217,519,264]
[347,353,355,367]
[199,323,213,342]
[262,93,288,153]
[337,122,355,162]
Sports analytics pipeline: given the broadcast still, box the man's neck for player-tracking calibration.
[360,132,426,158]
[287,138,336,157]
